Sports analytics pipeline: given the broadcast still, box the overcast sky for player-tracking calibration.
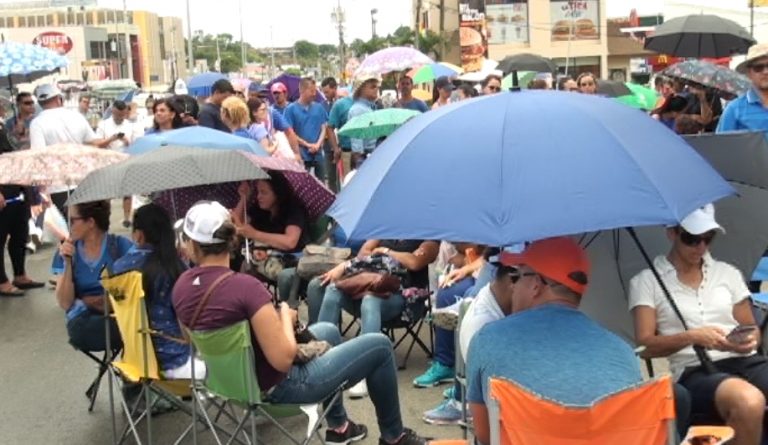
[0,0,748,47]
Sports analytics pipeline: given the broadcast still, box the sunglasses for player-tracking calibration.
[579,81,595,87]
[273,91,284,95]
[678,229,716,247]
[488,85,501,91]
[750,63,768,73]
[509,269,541,284]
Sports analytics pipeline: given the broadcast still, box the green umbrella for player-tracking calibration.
[502,71,536,90]
[338,108,421,140]
[615,83,659,111]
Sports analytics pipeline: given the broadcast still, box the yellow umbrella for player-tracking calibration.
[411,88,432,101]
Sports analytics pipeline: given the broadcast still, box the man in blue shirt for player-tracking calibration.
[718,43,768,134]
[284,78,329,181]
[395,76,429,113]
[321,77,342,191]
[348,74,380,167]
[328,92,355,181]
[271,82,290,116]
[198,79,234,132]
[467,237,642,445]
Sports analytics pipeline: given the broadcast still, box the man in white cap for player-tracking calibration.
[718,43,768,133]
[630,204,767,445]
[348,74,380,168]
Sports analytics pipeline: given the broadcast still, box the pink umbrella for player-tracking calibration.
[153,155,334,220]
[0,143,128,187]
[354,47,434,77]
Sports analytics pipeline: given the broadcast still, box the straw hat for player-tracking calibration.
[736,42,768,73]
[353,73,381,97]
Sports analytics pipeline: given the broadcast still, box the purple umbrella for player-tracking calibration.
[153,156,334,220]
[264,73,326,104]
[354,47,434,77]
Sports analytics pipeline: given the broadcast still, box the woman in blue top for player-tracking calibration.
[221,96,251,139]
[109,203,204,378]
[54,200,133,352]
[143,98,182,135]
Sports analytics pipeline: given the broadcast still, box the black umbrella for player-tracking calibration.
[644,14,755,58]
[497,53,557,89]
[596,80,632,98]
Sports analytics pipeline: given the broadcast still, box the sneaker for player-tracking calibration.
[442,386,455,399]
[378,428,428,445]
[422,399,462,425]
[25,241,36,254]
[325,420,368,445]
[348,380,368,399]
[413,362,454,388]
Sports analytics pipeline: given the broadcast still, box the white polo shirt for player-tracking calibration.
[628,253,752,380]
[460,283,505,360]
[96,117,143,151]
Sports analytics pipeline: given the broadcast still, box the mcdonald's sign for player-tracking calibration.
[753,0,768,7]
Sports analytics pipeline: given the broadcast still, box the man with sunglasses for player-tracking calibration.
[5,92,37,150]
[718,43,768,134]
[630,204,767,445]
[467,237,641,445]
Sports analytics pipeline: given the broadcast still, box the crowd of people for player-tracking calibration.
[2,41,768,445]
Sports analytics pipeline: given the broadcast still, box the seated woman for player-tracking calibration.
[172,201,428,445]
[53,200,133,352]
[107,203,204,379]
[231,175,309,307]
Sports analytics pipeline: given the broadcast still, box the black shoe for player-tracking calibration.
[378,428,428,445]
[325,420,368,445]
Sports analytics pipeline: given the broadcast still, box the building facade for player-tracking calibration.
[0,0,186,88]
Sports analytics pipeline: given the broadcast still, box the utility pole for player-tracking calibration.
[439,0,445,61]
[123,0,132,80]
[113,9,121,78]
[186,0,194,73]
[414,0,422,51]
[239,0,246,70]
[371,8,378,38]
[215,38,221,72]
[751,0,755,37]
[270,26,276,79]
[331,0,346,80]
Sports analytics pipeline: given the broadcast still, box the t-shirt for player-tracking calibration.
[172,266,284,391]
[96,117,143,151]
[198,102,229,132]
[378,239,430,289]
[459,284,505,360]
[30,107,96,149]
[271,108,291,132]
[467,304,642,406]
[628,253,752,380]
[247,123,269,142]
[348,99,377,153]
[284,101,328,162]
[232,128,250,139]
[328,97,354,150]
[247,204,309,253]
[52,234,133,317]
[717,88,768,134]
[273,103,289,116]
[397,98,429,113]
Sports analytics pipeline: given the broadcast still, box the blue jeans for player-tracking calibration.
[433,277,475,367]
[306,277,327,325]
[277,267,302,309]
[267,322,404,441]
[318,284,405,334]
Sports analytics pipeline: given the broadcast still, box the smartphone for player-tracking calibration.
[115,132,125,139]
[726,325,758,343]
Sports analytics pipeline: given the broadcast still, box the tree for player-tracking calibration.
[349,38,367,57]
[390,26,415,46]
[294,40,319,60]
[418,30,445,61]
[318,44,337,58]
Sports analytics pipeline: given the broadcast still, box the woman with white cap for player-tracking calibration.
[172,201,430,445]
[629,204,768,445]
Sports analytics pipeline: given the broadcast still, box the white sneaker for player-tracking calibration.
[25,241,36,254]
[347,380,368,399]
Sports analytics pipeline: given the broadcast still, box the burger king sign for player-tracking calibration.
[33,32,73,55]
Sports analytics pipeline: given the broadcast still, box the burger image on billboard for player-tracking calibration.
[551,20,572,40]
[460,26,484,72]
[575,18,598,39]
[33,32,73,55]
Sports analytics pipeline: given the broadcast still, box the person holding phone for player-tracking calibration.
[95,100,143,152]
[629,204,767,445]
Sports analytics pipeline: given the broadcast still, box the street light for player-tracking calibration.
[371,8,378,38]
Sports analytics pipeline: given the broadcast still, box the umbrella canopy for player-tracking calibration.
[502,71,536,90]
[596,80,632,98]
[127,126,268,156]
[151,156,335,219]
[354,47,434,77]
[497,53,557,76]
[0,143,127,187]
[644,14,755,58]
[0,42,68,89]
[581,131,768,343]
[187,72,228,97]
[411,88,432,101]
[328,91,734,246]
[615,83,659,111]
[68,146,270,206]
[338,108,421,140]
[662,60,751,97]
[408,62,463,84]
[264,73,326,104]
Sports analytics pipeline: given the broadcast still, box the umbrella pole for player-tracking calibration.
[8,75,17,117]
[625,227,718,374]
[244,206,251,265]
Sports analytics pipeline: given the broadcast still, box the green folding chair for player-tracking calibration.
[188,321,342,445]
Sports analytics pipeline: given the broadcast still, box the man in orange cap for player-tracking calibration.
[466,237,642,445]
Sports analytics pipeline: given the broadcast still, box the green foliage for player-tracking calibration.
[284,67,302,76]
[294,40,319,60]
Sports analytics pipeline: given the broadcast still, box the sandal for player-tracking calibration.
[0,287,25,297]
[12,280,45,290]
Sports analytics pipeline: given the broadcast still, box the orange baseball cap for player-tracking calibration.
[500,237,590,295]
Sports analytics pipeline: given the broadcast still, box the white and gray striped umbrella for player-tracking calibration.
[68,146,269,205]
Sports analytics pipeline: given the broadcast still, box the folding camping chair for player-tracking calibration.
[103,270,199,445]
[454,299,473,439]
[82,346,121,412]
[187,320,344,445]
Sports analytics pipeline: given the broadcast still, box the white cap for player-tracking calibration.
[34,84,62,102]
[182,201,231,244]
[679,204,725,235]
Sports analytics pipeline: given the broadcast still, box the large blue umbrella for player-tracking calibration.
[328,91,735,245]
[187,71,227,97]
[0,42,68,89]
[127,126,268,156]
